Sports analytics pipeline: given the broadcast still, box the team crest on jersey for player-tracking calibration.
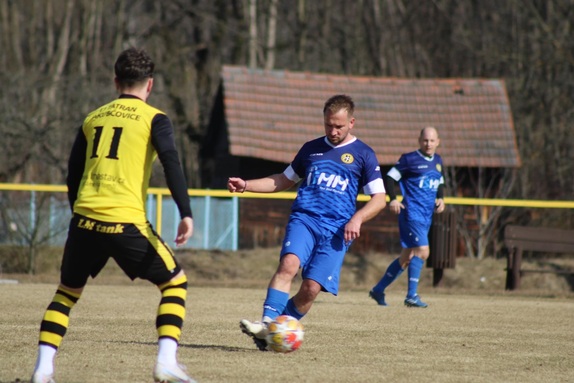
[341,153,354,164]
[436,164,442,172]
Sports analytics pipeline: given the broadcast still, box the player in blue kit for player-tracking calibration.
[228,95,387,350]
[369,126,445,308]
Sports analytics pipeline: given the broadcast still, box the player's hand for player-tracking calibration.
[175,216,193,247]
[344,217,362,243]
[227,177,247,193]
[389,200,404,215]
[435,198,445,213]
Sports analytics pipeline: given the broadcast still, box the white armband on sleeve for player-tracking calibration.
[363,178,386,195]
[387,167,402,182]
[283,165,302,183]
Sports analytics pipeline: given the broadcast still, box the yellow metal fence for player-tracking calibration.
[0,183,573,251]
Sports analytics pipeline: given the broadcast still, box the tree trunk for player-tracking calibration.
[296,0,306,69]
[264,0,278,70]
[249,0,257,68]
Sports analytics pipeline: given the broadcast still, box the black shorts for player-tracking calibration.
[60,214,182,288]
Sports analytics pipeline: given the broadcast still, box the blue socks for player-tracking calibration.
[262,289,306,322]
[283,298,304,320]
[372,258,404,293]
[407,256,424,298]
[262,289,305,321]
[262,288,289,322]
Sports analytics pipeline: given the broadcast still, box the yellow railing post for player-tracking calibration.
[156,192,163,235]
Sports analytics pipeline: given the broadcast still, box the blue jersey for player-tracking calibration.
[284,136,385,231]
[388,150,444,226]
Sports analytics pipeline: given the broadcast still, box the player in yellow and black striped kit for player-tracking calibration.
[31,48,197,383]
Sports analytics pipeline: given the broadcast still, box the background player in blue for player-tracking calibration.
[369,126,445,308]
[228,94,386,350]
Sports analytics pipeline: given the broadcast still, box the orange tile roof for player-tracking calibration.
[222,65,521,168]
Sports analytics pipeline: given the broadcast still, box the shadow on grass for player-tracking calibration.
[104,339,248,352]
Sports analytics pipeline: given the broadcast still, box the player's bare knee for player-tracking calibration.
[276,254,300,276]
[299,279,321,299]
[414,247,430,261]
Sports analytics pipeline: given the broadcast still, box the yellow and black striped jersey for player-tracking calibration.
[67,95,192,223]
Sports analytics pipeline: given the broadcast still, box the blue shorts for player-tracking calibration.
[280,216,350,295]
[398,213,431,248]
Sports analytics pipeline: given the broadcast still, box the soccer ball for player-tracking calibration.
[266,315,304,353]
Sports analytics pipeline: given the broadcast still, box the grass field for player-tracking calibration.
[1,281,573,383]
[1,248,574,383]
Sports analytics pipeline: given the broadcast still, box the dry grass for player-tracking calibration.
[4,247,574,296]
[1,248,573,382]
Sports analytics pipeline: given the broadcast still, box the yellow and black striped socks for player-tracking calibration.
[156,274,188,343]
[38,287,81,349]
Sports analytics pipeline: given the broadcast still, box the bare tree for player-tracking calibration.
[264,0,278,70]
[0,0,572,230]
[249,0,258,68]
[295,0,307,69]
[447,167,518,259]
[0,191,69,274]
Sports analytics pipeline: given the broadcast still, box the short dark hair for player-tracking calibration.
[323,94,355,117]
[114,48,154,88]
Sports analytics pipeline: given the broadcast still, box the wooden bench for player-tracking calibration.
[504,225,574,290]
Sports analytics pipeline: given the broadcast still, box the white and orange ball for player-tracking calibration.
[266,315,304,353]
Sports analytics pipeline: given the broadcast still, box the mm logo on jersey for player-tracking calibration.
[436,164,442,172]
[308,172,349,191]
[341,153,354,164]
[318,173,349,191]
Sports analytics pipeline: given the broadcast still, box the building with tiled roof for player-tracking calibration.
[205,65,521,183]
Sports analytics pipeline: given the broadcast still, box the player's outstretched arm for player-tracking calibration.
[228,174,295,194]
